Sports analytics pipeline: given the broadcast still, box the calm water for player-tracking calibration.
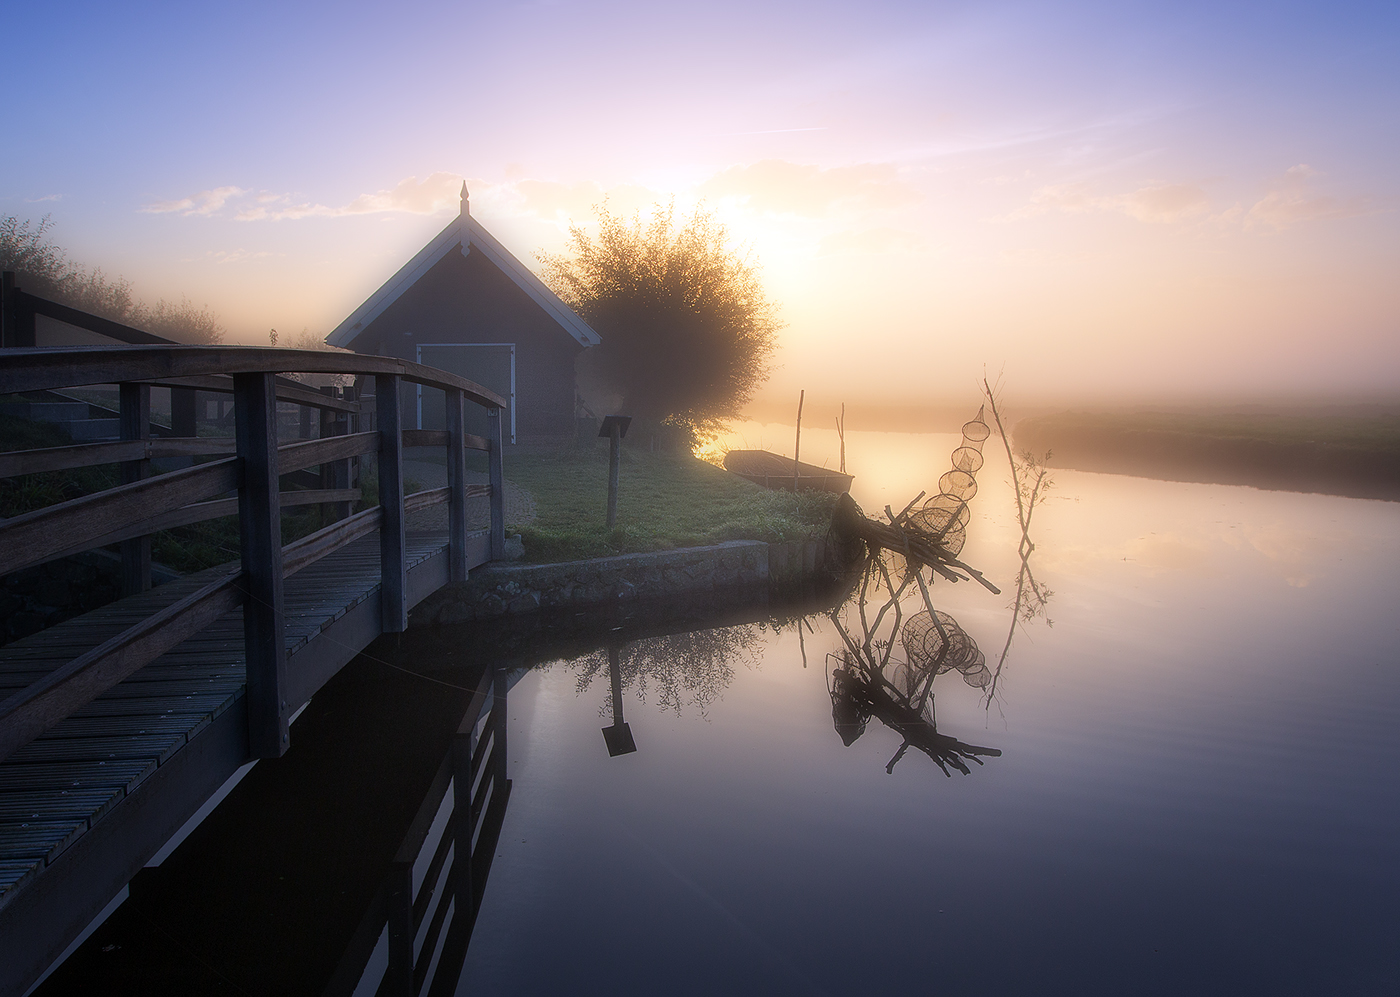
[460,430,1400,994]
[37,429,1400,995]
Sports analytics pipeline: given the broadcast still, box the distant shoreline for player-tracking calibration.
[1013,412,1400,502]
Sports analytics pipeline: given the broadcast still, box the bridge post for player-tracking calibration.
[171,385,197,439]
[1,271,15,348]
[446,387,469,582]
[451,701,478,925]
[235,371,290,758]
[1,272,36,348]
[118,382,153,595]
[383,862,415,996]
[488,406,505,561]
[377,373,408,632]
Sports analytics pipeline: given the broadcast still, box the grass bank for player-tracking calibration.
[501,440,838,563]
[1,415,840,573]
[1013,410,1400,501]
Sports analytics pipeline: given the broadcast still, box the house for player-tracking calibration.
[326,185,600,443]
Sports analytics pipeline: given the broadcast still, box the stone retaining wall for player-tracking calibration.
[411,538,851,626]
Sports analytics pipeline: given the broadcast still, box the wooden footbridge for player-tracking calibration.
[0,341,507,995]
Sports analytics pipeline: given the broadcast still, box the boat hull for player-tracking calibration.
[722,450,854,493]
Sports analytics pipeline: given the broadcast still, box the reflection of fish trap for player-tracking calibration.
[899,610,991,689]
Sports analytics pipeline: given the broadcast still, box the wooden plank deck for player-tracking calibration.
[0,527,476,921]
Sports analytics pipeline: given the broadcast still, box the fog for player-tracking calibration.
[4,1,1395,411]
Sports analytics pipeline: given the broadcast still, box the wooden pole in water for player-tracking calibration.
[837,402,846,474]
[793,389,804,492]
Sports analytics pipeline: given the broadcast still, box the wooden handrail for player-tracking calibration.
[0,345,506,409]
[0,568,245,762]
[0,437,238,477]
[281,505,383,577]
[140,374,361,414]
[0,456,241,577]
[0,430,379,479]
[14,290,171,345]
[404,486,449,512]
[277,431,380,474]
[402,428,490,452]
[401,429,449,448]
[0,339,509,771]
[47,488,362,561]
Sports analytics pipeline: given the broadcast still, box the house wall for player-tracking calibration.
[348,247,584,441]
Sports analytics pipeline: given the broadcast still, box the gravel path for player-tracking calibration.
[401,458,537,531]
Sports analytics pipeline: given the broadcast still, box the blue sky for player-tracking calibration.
[5,0,1397,404]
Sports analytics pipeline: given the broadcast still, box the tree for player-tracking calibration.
[538,202,780,441]
[0,214,223,343]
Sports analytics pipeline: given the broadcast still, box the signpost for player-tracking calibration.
[598,415,632,529]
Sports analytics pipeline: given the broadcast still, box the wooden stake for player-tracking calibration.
[837,402,846,474]
[792,389,804,492]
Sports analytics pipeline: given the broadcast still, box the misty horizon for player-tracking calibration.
[3,0,1396,410]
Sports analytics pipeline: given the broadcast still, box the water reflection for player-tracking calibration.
[821,406,1006,774]
[601,646,638,756]
[569,625,765,721]
[982,385,1055,706]
[331,669,512,997]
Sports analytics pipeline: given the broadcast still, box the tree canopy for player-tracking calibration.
[538,202,780,440]
[1,215,224,343]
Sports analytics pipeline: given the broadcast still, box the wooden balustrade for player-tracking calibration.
[0,341,508,764]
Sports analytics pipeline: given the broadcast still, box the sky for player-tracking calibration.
[4,0,1397,410]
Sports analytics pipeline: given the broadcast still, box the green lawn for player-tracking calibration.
[502,440,838,563]
[2,415,838,571]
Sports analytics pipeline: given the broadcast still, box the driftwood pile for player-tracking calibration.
[831,493,1001,594]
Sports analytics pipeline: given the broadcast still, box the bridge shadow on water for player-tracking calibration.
[35,584,846,997]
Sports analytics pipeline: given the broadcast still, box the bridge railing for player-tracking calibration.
[0,345,507,761]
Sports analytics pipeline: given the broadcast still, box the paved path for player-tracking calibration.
[401,459,536,533]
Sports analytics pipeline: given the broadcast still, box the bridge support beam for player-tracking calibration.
[488,406,505,561]
[377,373,408,632]
[447,387,469,583]
[119,382,152,596]
[235,371,290,758]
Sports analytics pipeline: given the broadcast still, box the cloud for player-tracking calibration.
[1246,164,1371,230]
[24,194,62,203]
[337,172,465,216]
[141,163,922,230]
[1114,184,1211,223]
[1014,181,1210,224]
[697,160,921,216]
[143,186,246,216]
[236,172,467,221]
[817,228,925,256]
[145,174,468,221]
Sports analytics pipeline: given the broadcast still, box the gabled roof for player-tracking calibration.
[326,185,601,349]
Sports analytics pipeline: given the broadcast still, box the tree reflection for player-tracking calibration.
[981,378,1054,708]
[568,624,764,720]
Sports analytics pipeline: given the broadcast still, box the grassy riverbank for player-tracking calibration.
[501,441,838,563]
[2,414,839,572]
[1013,409,1400,500]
